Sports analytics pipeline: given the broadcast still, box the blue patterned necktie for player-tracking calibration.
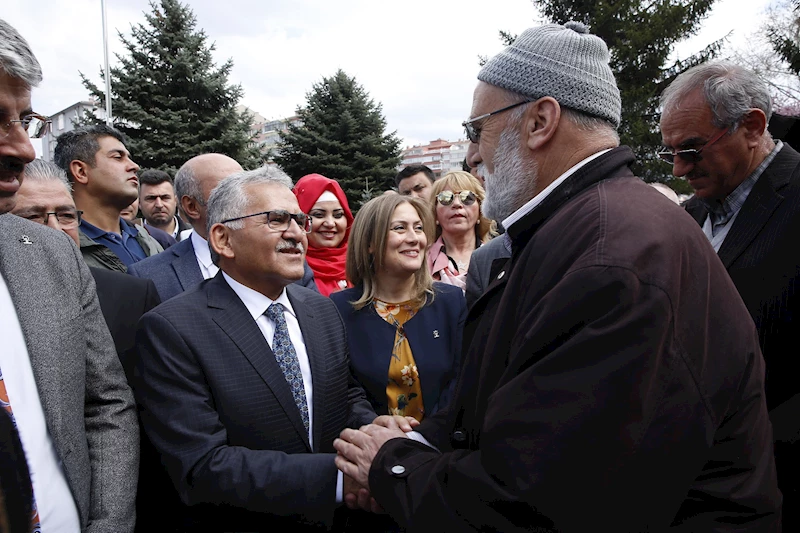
[265,303,309,432]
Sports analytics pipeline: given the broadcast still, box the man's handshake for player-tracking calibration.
[335,415,419,512]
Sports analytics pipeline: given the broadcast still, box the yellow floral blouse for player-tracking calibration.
[374,298,425,421]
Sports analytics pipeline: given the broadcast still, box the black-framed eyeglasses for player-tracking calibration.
[657,126,732,164]
[20,209,83,228]
[462,101,530,143]
[437,190,477,206]
[221,210,312,233]
[1,113,51,140]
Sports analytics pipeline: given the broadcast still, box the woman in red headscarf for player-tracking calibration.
[293,174,354,296]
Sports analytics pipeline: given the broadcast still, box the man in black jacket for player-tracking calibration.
[335,22,781,532]
[660,61,799,529]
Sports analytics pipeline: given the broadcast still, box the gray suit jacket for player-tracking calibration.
[128,236,319,301]
[465,236,511,308]
[0,214,138,532]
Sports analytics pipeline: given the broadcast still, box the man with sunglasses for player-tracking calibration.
[133,166,407,531]
[661,61,800,528]
[334,23,780,531]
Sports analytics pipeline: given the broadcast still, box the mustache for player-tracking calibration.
[0,157,26,173]
[276,240,304,253]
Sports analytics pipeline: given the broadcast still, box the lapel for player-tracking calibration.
[286,285,325,451]
[716,147,796,268]
[172,238,205,291]
[207,275,311,450]
[683,197,708,226]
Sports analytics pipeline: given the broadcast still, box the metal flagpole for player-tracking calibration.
[101,0,113,125]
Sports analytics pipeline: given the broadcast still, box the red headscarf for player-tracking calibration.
[293,174,354,297]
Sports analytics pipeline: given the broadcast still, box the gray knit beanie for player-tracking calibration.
[478,21,621,128]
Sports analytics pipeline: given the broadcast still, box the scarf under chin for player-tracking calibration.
[306,244,350,297]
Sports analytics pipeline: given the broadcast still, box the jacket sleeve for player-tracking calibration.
[368,265,748,532]
[134,309,340,525]
[78,247,140,533]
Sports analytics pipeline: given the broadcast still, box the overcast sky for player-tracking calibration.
[3,0,777,149]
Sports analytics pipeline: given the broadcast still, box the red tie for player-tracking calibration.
[0,368,41,530]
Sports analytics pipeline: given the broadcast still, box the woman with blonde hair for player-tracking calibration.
[427,171,495,291]
[331,194,465,421]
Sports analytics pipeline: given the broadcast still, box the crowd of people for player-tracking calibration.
[1,15,798,533]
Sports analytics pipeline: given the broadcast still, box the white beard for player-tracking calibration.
[478,126,538,224]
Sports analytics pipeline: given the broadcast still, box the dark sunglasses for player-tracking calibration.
[657,126,732,164]
[436,190,477,206]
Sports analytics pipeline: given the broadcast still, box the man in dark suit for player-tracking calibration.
[660,60,799,528]
[134,166,397,531]
[0,19,138,531]
[335,23,780,531]
[128,153,317,300]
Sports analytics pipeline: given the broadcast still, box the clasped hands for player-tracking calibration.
[335,414,419,513]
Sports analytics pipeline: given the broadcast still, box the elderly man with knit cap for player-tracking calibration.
[334,22,781,531]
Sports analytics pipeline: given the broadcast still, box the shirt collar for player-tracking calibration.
[700,140,783,224]
[170,216,180,238]
[502,149,612,232]
[80,218,138,238]
[221,271,296,321]
[191,231,214,268]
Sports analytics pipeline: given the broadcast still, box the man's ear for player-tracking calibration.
[209,223,235,261]
[523,97,561,152]
[69,160,91,185]
[181,195,201,221]
[740,108,768,148]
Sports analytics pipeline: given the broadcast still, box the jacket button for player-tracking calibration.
[497,271,505,280]
[391,465,406,475]
[452,430,467,442]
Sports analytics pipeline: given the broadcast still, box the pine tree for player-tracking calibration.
[80,0,260,172]
[495,0,722,182]
[275,70,401,209]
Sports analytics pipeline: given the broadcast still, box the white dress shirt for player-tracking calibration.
[191,231,219,279]
[0,273,80,532]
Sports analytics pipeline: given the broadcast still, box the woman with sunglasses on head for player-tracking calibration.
[427,171,496,291]
[292,173,354,297]
[330,194,466,422]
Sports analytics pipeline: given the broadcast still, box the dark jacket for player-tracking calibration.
[369,147,781,532]
[79,221,163,272]
[685,142,800,527]
[134,276,376,531]
[331,283,466,418]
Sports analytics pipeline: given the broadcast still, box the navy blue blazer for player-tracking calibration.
[134,275,376,531]
[128,236,319,301]
[331,283,466,418]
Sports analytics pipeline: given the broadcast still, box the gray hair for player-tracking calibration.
[22,159,72,192]
[0,19,42,87]
[206,165,294,264]
[660,61,773,131]
[498,87,619,142]
[174,161,201,206]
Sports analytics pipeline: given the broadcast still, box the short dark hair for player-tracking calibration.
[139,169,172,187]
[395,164,435,187]
[53,124,126,182]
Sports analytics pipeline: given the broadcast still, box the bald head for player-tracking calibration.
[175,153,242,238]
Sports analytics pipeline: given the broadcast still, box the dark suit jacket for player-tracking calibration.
[464,236,511,308]
[128,236,319,301]
[369,148,780,532]
[685,142,800,523]
[134,275,376,531]
[89,267,161,380]
[331,283,466,418]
